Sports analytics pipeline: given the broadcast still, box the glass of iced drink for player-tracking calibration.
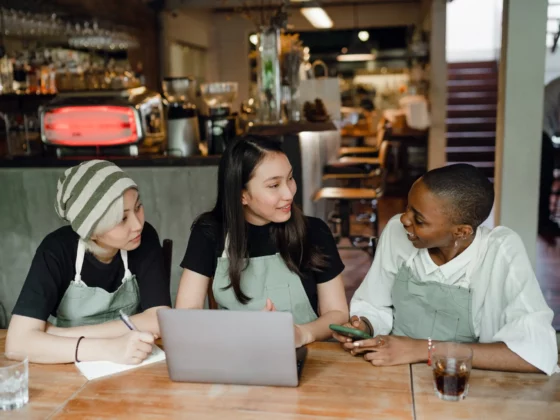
[0,354,28,411]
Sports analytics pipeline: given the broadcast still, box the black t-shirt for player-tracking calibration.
[180,216,345,314]
[12,222,171,321]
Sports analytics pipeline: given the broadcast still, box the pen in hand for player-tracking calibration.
[119,310,139,331]
[118,310,157,360]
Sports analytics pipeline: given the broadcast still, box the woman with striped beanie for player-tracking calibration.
[6,160,171,365]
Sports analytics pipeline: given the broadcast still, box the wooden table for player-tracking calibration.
[0,331,413,420]
[412,364,560,420]
[1,330,558,419]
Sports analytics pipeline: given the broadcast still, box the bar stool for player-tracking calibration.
[338,116,387,159]
[314,141,392,255]
[314,187,380,254]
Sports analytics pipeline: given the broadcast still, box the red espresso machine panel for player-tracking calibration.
[39,87,165,156]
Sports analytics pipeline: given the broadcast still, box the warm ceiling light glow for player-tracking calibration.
[358,31,370,42]
[337,53,375,62]
[301,7,333,29]
[249,34,258,45]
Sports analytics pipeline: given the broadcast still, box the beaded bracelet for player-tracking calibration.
[427,337,433,366]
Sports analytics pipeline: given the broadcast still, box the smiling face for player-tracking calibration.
[241,151,297,225]
[93,188,145,253]
[400,179,472,249]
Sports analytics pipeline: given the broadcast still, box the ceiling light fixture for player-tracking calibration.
[300,7,333,29]
[337,53,375,62]
[336,5,375,62]
[358,30,370,42]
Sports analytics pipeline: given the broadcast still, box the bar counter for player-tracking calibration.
[0,122,341,325]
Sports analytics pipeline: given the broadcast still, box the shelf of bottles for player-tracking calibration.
[0,7,142,96]
[0,47,141,96]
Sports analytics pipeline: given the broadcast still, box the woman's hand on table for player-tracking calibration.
[294,324,314,348]
[351,335,426,366]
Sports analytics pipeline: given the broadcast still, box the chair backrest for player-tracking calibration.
[0,301,6,329]
[162,239,173,284]
[372,139,399,197]
[378,140,390,169]
[207,279,218,309]
[375,116,387,149]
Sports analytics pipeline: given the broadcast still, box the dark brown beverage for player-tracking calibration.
[432,360,471,401]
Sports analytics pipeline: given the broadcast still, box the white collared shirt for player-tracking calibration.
[351,215,560,375]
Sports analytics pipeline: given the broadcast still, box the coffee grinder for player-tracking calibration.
[200,82,238,154]
[162,77,201,156]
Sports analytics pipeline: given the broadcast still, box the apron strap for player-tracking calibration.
[74,240,87,285]
[120,249,132,283]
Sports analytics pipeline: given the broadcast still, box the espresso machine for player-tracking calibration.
[162,77,201,156]
[200,82,238,154]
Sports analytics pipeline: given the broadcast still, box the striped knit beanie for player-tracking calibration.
[55,160,137,240]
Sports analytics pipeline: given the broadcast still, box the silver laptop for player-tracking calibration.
[157,309,308,387]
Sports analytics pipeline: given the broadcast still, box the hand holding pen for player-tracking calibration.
[110,310,154,365]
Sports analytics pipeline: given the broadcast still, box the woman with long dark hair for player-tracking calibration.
[176,135,348,347]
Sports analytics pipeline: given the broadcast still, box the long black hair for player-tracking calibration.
[195,135,328,304]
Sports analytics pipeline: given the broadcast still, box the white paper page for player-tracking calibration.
[75,345,166,380]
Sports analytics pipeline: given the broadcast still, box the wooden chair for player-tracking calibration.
[207,279,218,310]
[338,116,387,158]
[162,239,173,284]
[163,238,218,309]
[0,302,6,329]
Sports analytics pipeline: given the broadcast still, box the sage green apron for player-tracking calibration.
[391,250,477,343]
[49,240,141,328]
[212,235,318,325]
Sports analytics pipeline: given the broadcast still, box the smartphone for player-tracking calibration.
[329,324,373,340]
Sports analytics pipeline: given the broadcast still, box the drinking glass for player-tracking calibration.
[0,354,29,411]
[431,342,473,402]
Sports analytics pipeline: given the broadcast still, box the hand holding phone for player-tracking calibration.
[330,324,373,341]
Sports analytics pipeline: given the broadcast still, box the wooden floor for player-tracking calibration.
[339,197,560,331]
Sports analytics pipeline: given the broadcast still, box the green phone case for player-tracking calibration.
[329,324,372,340]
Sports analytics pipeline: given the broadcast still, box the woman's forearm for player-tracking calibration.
[46,306,167,339]
[413,340,542,373]
[469,342,542,373]
[300,310,349,344]
[6,328,112,364]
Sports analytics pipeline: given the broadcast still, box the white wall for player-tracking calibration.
[160,9,219,82]
[446,0,503,62]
